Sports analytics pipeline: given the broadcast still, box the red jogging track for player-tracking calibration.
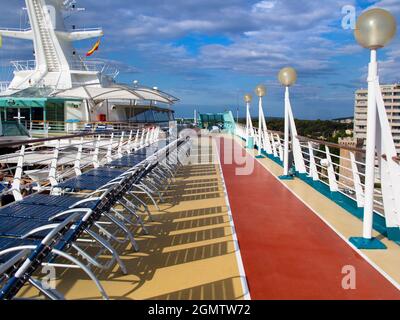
[217,137,400,300]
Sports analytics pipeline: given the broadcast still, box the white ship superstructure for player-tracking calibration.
[1,0,105,91]
[0,0,178,136]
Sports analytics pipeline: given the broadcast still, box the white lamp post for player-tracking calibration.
[255,84,271,157]
[350,8,397,249]
[279,67,297,178]
[244,94,254,142]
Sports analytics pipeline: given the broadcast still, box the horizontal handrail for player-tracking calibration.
[296,135,366,153]
[238,123,366,153]
[0,125,163,213]
[0,27,31,32]
[69,58,119,78]
[29,120,146,125]
[69,27,102,32]
[10,60,36,71]
[235,122,386,215]
[0,81,10,92]
[0,130,124,149]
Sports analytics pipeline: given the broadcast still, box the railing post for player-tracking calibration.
[48,140,60,187]
[155,126,159,142]
[308,142,319,181]
[74,137,84,176]
[127,130,133,154]
[262,129,273,155]
[154,127,159,142]
[145,128,150,146]
[117,132,125,158]
[270,132,278,158]
[350,152,364,208]
[140,128,146,147]
[325,146,338,192]
[106,133,114,163]
[92,135,101,168]
[46,122,50,138]
[152,127,157,143]
[11,145,25,201]
[254,128,259,149]
[149,127,154,144]
[276,134,284,162]
[153,127,158,143]
[134,129,140,151]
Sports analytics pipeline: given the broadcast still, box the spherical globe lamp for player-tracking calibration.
[255,84,266,97]
[278,67,297,87]
[354,8,397,49]
[244,94,252,103]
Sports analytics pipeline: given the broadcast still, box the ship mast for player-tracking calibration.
[0,0,103,91]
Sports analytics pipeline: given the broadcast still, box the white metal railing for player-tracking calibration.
[27,120,153,137]
[0,126,161,201]
[70,57,120,79]
[10,60,36,72]
[235,123,397,217]
[0,81,10,92]
[9,58,119,79]
[69,27,103,32]
[0,27,31,32]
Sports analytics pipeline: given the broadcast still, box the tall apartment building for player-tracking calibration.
[354,84,400,154]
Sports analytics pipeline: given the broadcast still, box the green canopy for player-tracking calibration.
[0,97,82,108]
[198,111,236,133]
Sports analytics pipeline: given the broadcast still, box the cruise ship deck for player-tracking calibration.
[6,133,399,300]
[10,135,246,300]
[1,0,400,306]
[219,135,400,300]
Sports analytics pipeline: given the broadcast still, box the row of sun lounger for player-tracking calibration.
[0,130,192,300]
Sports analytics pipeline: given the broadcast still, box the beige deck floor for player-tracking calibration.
[16,136,245,300]
[231,134,400,289]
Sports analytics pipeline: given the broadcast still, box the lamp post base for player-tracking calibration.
[387,228,400,241]
[278,175,294,181]
[246,137,255,149]
[349,237,387,250]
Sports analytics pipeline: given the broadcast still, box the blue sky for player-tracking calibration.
[1,0,400,119]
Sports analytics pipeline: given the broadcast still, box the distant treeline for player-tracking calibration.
[238,118,353,143]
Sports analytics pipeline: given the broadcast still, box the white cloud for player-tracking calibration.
[252,1,276,13]
[2,0,399,118]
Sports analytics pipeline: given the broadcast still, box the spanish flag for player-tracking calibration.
[86,38,101,57]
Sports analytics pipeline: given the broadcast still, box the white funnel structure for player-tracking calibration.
[0,0,106,93]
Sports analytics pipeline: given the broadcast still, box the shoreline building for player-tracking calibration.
[338,137,365,190]
[354,84,400,154]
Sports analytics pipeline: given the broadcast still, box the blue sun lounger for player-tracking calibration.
[0,137,191,300]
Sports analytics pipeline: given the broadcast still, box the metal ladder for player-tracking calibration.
[32,0,60,72]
